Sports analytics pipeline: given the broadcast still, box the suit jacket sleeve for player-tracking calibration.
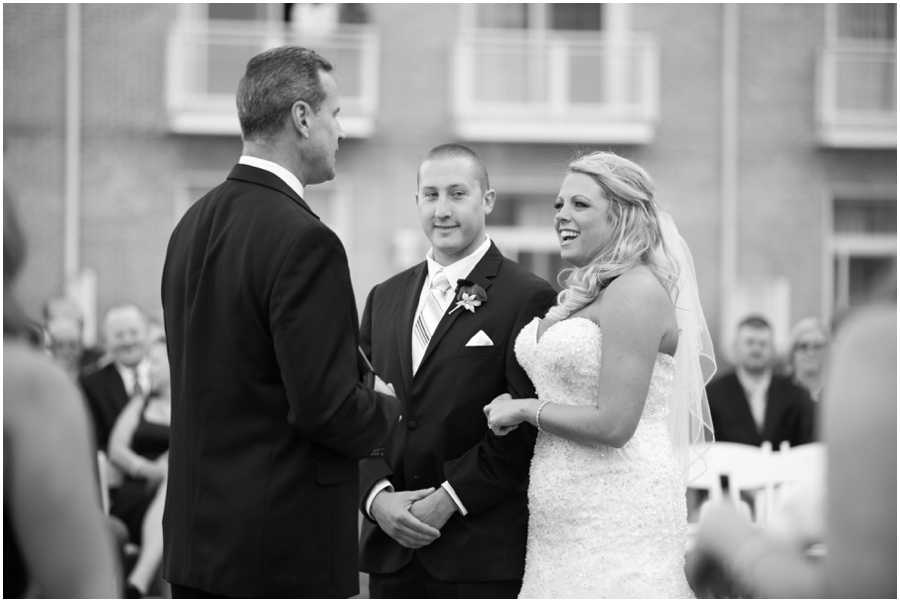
[442,285,557,516]
[270,224,399,458]
[358,285,395,513]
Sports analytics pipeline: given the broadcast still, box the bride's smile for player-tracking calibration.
[554,172,612,266]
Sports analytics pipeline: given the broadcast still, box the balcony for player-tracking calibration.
[817,44,897,148]
[452,32,659,144]
[166,22,379,136]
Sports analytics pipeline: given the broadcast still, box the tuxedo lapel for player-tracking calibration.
[417,243,503,374]
[396,263,428,392]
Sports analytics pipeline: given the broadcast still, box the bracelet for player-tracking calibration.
[535,400,552,432]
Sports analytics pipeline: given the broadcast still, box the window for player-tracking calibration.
[835,4,896,41]
[831,196,897,312]
[487,192,565,291]
[454,4,657,144]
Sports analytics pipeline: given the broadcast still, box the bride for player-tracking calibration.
[484,151,716,598]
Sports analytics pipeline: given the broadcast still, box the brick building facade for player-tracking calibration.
[4,3,895,361]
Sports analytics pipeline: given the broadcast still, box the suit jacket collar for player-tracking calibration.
[226,164,318,219]
[411,242,504,382]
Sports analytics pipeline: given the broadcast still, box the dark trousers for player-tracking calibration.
[170,583,230,599]
[368,554,521,599]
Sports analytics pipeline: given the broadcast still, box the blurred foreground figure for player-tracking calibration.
[688,295,897,598]
[3,192,118,598]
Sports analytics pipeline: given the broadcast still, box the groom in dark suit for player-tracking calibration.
[161,47,399,598]
[359,144,557,598]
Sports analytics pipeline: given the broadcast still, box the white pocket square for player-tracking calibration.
[465,330,494,347]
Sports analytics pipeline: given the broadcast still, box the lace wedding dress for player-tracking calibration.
[516,317,694,599]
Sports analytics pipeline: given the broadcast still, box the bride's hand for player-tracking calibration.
[483,393,526,436]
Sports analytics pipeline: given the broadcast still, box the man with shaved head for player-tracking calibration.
[358,143,556,598]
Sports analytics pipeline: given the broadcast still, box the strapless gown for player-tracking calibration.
[516,317,693,598]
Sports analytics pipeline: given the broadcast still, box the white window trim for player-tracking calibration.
[825,189,898,315]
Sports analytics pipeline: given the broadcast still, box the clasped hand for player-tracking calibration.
[371,488,443,549]
[483,393,525,436]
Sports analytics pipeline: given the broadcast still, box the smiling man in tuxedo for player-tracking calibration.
[359,144,557,598]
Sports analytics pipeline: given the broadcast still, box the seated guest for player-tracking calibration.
[108,336,170,598]
[787,317,829,402]
[42,296,104,374]
[707,315,815,447]
[78,303,150,453]
[688,301,896,598]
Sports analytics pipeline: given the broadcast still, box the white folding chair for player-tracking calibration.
[97,450,111,516]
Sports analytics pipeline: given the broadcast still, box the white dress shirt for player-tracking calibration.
[238,155,305,200]
[115,359,151,398]
[736,367,772,433]
[366,235,494,519]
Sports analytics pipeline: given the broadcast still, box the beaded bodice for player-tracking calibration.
[515,317,693,599]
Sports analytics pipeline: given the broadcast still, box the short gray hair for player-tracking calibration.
[236,46,333,142]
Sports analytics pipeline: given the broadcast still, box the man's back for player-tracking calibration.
[162,165,398,597]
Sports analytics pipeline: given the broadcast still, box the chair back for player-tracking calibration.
[97,450,110,515]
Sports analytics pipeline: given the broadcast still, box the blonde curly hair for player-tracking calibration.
[546,151,680,321]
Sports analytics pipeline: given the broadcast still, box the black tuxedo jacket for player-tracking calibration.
[78,362,128,453]
[160,164,400,598]
[706,371,816,447]
[359,243,556,582]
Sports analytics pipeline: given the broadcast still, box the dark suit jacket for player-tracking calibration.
[359,243,556,583]
[78,362,128,453]
[160,164,400,598]
[707,371,816,447]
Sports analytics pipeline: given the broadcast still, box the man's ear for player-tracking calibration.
[482,189,497,215]
[291,100,312,138]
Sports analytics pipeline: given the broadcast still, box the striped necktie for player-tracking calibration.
[412,270,452,373]
[132,369,144,399]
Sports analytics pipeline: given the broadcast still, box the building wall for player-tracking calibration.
[4,3,895,362]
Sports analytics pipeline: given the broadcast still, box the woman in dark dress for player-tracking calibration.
[109,336,171,597]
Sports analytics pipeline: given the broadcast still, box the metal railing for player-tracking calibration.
[452,31,658,142]
[166,22,379,136]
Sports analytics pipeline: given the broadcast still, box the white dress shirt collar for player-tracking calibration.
[736,367,772,432]
[424,235,493,290]
[114,358,151,397]
[239,155,305,200]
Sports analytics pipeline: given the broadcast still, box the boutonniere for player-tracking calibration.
[449,279,488,314]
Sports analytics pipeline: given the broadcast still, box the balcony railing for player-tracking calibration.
[817,44,896,148]
[452,32,659,144]
[166,22,379,136]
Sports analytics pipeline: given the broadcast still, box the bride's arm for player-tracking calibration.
[485,272,672,448]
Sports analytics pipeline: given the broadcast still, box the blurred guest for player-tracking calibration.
[787,317,829,402]
[109,336,171,598]
[79,303,151,453]
[3,192,118,598]
[707,315,816,447]
[687,301,897,598]
[42,296,105,374]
